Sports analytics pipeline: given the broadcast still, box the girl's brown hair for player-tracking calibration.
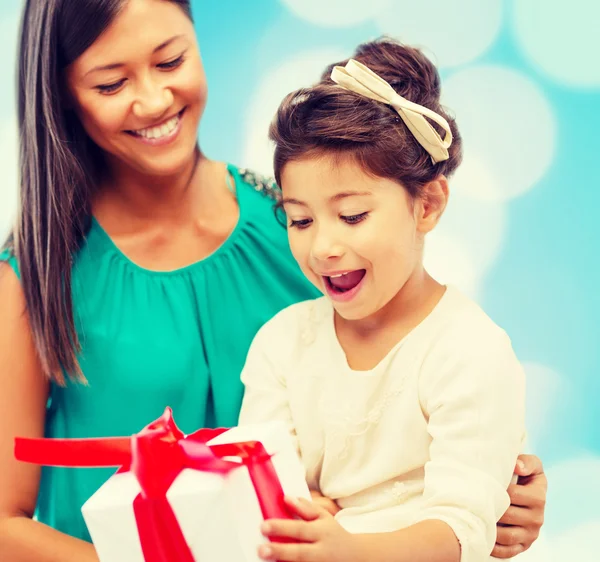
[270,38,463,199]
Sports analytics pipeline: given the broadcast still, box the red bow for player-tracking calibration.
[15,408,291,562]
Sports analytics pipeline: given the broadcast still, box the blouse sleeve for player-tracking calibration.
[414,330,526,562]
[237,313,298,450]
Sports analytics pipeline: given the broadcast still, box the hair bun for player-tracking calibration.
[322,37,441,108]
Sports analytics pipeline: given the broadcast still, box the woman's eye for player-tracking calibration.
[158,55,185,70]
[341,212,369,225]
[289,218,312,229]
[96,79,126,94]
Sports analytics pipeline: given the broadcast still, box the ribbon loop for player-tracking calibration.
[331,58,453,164]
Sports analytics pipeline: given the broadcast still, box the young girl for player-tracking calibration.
[238,39,526,562]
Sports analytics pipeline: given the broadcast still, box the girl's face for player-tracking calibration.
[281,154,441,322]
[66,0,206,178]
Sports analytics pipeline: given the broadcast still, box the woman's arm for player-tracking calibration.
[0,264,99,562]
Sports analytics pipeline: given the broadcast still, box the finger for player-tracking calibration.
[313,497,340,516]
[284,496,325,521]
[507,481,547,510]
[498,505,531,527]
[308,490,340,516]
[496,525,528,547]
[507,484,529,507]
[261,519,319,542]
[515,454,544,477]
[258,541,318,562]
[491,543,525,559]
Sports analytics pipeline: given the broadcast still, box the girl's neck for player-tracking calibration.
[333,267,446,371]
[335,267,445,341]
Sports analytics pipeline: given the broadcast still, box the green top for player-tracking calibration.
[0,164,318,542]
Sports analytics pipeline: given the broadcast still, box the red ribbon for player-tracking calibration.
[15,408,292,562]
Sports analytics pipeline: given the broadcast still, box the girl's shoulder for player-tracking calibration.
[418,286,517,366]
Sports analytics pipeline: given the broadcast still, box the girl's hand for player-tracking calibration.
[310,489,341,516]
[258,496,363,562]
[493,454,547,558]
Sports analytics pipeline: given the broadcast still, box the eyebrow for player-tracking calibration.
[84,35,186,77]
[281,191,372,207]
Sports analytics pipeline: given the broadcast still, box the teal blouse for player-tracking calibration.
[0,165,319,542]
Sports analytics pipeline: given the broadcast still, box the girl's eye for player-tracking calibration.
[289,218,312,229]
[96,79,126,94]
[341,212,369,225]
[158,55,185,70]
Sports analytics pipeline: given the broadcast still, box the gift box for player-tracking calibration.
[15,408,310,562]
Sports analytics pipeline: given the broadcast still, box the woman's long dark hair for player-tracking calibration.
[4,0,192,384]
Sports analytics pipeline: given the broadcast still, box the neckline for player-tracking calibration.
[88,163,247,277]
[327,285,456,375]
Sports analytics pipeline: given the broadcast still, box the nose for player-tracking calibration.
[132,75,174,122]
[310,224,344,263]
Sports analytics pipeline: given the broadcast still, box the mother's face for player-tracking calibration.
[66,0,206,178]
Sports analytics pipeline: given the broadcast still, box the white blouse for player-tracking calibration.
[239,286,526,562]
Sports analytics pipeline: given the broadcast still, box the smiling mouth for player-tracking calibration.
[324,270,366,293]
[126,108,186,140]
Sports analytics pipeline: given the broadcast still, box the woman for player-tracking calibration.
[0,1,546,560]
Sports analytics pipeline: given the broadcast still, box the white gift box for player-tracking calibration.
[82,421,310,562]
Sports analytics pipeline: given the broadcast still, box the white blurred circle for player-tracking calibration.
[242,49,347,175]
[374,0,502,68]
[441,158,507,275]
[514,0,600,87]
[522,362,566,450]
[442,66,556,201]
[544,457,600,532]
[451,150,504,201]
[552,520,600,562]
[516,535,554,562]
[518,521,600,562]
[0,117,19,238]
[424,233,479,297]
[278,0,392,28]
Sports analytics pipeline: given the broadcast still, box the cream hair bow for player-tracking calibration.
[330,59,452,163]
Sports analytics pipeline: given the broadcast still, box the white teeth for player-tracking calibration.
[135,114,180,139]
[329,273,348,278]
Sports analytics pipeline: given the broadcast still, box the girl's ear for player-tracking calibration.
[415,175,449,234]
